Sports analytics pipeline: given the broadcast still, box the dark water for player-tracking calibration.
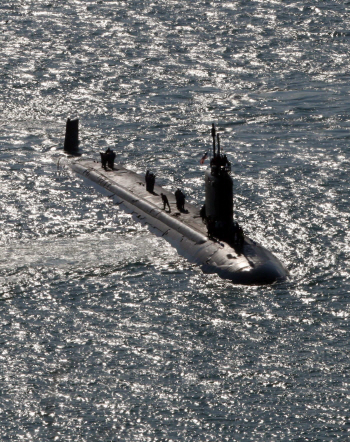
[1,1,350,440]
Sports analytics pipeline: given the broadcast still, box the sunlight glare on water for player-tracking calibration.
[1,0,350,440]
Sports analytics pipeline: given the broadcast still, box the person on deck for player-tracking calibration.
[145,170,155,193]
[161,193,171,212]
[175,188,185,212]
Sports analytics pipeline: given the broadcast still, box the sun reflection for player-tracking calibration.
[1,0,350,440]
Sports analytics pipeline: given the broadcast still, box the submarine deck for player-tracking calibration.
[87,161,206,234]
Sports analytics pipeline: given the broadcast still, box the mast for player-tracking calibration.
[211,123,216,157]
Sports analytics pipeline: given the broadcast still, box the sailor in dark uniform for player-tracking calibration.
[145,170,156,193]
[100,147,116,170]
[161,193,171,212]
[200,204,206,223]
[175,188,185,212]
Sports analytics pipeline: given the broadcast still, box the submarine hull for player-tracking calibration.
[63,158,289,285]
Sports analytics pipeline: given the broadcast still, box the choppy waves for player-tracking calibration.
[1,1,350,440]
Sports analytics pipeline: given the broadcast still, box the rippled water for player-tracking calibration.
[1,1,350,440]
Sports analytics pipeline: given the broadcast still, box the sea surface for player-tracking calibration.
[1,1,350,440]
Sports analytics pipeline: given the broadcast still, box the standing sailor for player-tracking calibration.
[175,188,185,212]
[161,193,171,212]
[145,170,156,193]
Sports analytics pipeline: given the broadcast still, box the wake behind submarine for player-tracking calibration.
[62,119,289,285]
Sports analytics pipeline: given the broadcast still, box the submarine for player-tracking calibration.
[61,118,289,285]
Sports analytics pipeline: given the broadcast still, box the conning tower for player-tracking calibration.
[205,124,234,237]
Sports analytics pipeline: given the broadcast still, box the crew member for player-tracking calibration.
[175,188,185,212]
[100,148,116,170]
[106,148,116,170]
[145,170,155,193]
[100,152,107,170]
[200,204,206,223]
[161,193,171,212]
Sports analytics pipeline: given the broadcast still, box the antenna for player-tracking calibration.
[211,123,216,157]
[217,133,221,156]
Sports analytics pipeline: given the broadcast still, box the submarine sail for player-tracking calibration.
[204,124,234,239]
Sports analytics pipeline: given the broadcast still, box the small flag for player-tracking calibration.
[200,151,208,164]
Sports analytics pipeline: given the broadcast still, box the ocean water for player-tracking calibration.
[1,1,350,440]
